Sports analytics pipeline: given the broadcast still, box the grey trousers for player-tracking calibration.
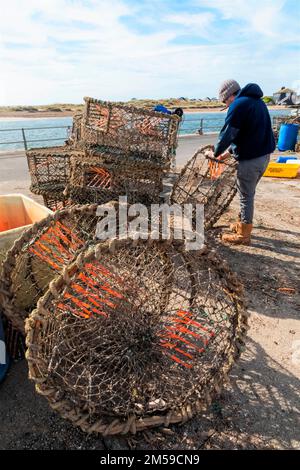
[236,154,270,224]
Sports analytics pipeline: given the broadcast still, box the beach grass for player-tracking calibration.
[0,97,289,117]
[0,98,222,114]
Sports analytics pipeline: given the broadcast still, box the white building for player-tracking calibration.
[273,87,299,105]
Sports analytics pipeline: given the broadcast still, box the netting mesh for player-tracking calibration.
[0,202,147,333]
[26,147,84,195]
[26,97,182,212]
[42,192,72,212]
[0,204,103,332]
[25,239,247,435]
[171,145,237,229]
[67,112,83,147]
[67,154,163,206]
[82,97,181,167]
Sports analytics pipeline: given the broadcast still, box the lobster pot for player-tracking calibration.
[67,154,164,206]
[42,192,72,212]
[0,202,137,333]
[25,239,248,436]
[0,204,108,333]
[67,112,83,147]
[26,146,85,195]
[82,97,181,168]
[171,145,237,229]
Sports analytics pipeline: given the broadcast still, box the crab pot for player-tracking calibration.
[67,154,164,206]
[0,203,129,333]
[67,112,83,146]
[26,146,85,195]
[82,97,181,169]
[171,145,237,229]
[42,192,72,212]
[25,239,248,436]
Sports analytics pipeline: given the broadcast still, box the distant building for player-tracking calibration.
[273,87,298,105]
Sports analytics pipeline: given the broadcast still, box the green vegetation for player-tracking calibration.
[0,96,282,115]
[0,98,223,114]
[123,98,222,110]
[262,96,275,104]
[0,103,84,113]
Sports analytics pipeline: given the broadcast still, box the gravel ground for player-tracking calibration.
[0,142,299,450]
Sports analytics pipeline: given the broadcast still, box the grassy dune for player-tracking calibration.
[0,98,287,117]
[0,98,223,115]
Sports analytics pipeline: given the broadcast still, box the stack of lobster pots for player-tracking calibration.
[26,97,181,211]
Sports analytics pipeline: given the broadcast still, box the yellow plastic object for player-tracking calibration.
[263,162,300,178]
[0,194,52,268]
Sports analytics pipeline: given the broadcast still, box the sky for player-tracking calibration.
[0,0,299,105]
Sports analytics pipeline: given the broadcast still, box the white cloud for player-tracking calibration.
[0,0,299,104]
[164,12,215,39]
[194,0,299,41]
[292,80,300,95]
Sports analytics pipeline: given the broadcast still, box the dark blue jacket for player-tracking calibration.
[214,84,276,160]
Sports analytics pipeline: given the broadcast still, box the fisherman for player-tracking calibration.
[214,79,275,245]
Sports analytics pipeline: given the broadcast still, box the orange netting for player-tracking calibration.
[171,145,237,229]
[25,239,248,435]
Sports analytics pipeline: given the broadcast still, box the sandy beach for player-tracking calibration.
[0,111,74,119]
[0,116,72,122]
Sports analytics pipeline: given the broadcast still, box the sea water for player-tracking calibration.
[0,109,293,151]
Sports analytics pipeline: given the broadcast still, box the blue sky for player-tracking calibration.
[0,0,299,105]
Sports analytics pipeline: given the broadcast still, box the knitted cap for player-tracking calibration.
[219,79,241,103]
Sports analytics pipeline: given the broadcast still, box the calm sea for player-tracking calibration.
[181,108,293,135]
[0,109,293,151]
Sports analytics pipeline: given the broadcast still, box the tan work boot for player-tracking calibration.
[229,212,241,232]
[222,222,252,245]
[229,220,240,233]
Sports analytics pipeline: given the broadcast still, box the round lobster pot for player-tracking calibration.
[0,204,104,333]
[25,239,248,436]
[0,202,141,333]
[171,145,237,230]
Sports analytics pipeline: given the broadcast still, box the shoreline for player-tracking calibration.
[0,105,292,120]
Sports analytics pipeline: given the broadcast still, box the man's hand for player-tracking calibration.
[217,151,231,162]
